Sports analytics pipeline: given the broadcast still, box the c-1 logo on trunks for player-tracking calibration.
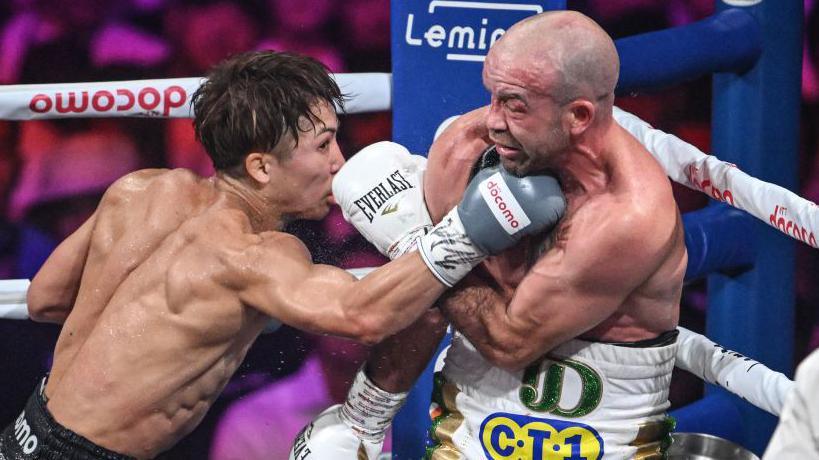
[479,412,603,460]
[519,357,602,418]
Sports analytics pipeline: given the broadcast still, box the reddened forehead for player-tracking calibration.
[485,11,618,100]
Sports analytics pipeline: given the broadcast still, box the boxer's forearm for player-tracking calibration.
[438,276,526,369]
[27,212,97,322]
[366,309,448,393]
[338,253,448,344]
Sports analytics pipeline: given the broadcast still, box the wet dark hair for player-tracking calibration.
[191,50,345,172]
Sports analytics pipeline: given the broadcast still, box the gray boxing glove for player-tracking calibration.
[418,164,566,286]
[459,165,564,254]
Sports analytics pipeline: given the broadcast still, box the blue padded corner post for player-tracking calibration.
[616,8,761,95]
[709,1,802,455]
[683,204,757,281]
[671,392,744,444]
[390,4,569,458]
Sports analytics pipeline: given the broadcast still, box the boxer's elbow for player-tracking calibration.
[345,312,389,346]
[482,335,538,372]
[485,349,530,372]
[27,289,70,323]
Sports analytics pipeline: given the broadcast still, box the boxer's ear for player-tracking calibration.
[566,99,595,137]
[245,152,272,184]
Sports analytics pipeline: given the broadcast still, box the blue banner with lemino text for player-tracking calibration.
[391,0,565,155]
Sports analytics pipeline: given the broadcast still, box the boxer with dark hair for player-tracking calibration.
[0,50,563,460]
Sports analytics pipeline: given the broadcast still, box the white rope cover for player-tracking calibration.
[0,74,814,250]
[0,78,815,323]
[0,279,29,320]
[614,107,818,249]
[0,73,391,120]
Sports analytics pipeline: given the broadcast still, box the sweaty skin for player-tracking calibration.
[427,107,685,370]
[433,11,686,370]
[366,12,686,397]
[26,102,447,459]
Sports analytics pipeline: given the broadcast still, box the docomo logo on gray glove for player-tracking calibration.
[479,173,532,234]
[419,166,565,287]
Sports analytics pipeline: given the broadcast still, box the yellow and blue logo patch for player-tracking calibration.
[479,412,603,460]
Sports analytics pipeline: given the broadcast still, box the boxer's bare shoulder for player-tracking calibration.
[97,168,211,218]
[89,168,215,251]
[425,107,491,221]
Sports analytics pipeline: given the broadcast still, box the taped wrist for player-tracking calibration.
[339,367,408,442]
[386,225,431,260]
[417,207,486,287]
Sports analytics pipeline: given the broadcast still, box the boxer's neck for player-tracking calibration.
[213,174,284,232]
[554,121,614,196]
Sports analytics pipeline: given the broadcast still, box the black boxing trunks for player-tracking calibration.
[0,378,134,460]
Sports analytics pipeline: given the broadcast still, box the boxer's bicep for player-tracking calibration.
[241,235,445,344]
[238,235,364,338]
[27,211,98,323]
[500,216,661,367]
[425,106,491,223]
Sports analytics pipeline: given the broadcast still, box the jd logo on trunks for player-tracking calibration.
[519,357,603,418]
[480,413,603,460]
[13,411,39,455]
[353,170,415,222]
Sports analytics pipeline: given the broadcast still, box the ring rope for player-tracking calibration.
[0,74,392,120]
[0,75,814,247]
[0,78,816,323]
[614,107,818,249]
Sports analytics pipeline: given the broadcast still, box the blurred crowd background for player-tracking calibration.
[0,0,817,458]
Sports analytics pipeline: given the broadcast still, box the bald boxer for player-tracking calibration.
[294,11,687,460]
[0,51,564,460]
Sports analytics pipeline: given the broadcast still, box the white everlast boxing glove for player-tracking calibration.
[332,141,432,259]
[334,142,567,286]
[289,368,406,460]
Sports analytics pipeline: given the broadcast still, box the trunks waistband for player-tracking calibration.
[0,377,135,460]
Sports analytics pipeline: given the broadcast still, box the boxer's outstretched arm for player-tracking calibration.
[363,108,491,391]
[238,234,447,345]
[27,211,97,323]
[441,207,675,370]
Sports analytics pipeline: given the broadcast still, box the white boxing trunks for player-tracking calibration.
[426,331,678,460]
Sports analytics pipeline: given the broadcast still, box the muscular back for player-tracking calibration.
[41,169,270,458]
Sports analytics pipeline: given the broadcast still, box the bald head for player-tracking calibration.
[488,11,619,112]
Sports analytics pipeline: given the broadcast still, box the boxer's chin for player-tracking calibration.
[313,204,332,221]
[501,157,528,177]
[295,202,332,221]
